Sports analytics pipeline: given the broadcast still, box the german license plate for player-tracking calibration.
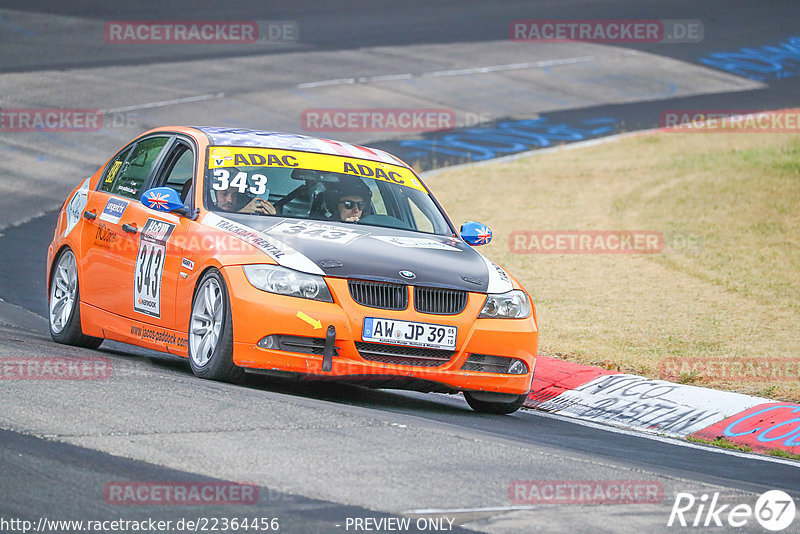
[362,317,457,350]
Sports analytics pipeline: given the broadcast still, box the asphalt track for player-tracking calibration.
[1,1,799,533]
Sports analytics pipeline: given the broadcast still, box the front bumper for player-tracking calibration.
[223,267,538,395]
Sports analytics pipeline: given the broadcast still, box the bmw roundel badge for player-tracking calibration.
[399,270,416,279]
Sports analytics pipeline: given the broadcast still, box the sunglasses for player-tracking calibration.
[339,200,365,210]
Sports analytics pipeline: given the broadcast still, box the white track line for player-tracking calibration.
[100,92,226,114]
[369,73,414,82]
[404,505,538,515]
[296,78,357,89]
[296,56,596,89]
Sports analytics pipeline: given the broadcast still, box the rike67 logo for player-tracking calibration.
[668,490,796,531]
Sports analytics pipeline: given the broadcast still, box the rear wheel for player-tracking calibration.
[464,391,528,414]
[188,270,243,383]
[48,248,103,349]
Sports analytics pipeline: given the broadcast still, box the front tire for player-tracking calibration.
[48,248,103,349]
[188,269,243,383]
[464,391,528,414]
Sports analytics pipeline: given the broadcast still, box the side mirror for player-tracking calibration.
[141,187,186,213]
[460,221,492,246]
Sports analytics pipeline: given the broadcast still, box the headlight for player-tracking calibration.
[478,290,531,319]
[243,265,333,302]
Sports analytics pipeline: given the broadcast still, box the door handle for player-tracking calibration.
[122,223,138,234]
[83,210,97,220]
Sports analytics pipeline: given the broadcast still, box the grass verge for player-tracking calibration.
[426,118,800,402]
[686,435,753,453]
[768,448,800,461]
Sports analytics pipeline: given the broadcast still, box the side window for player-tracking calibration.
[367,181,387,216]
[109,136,170,199]
[407,196,435,233]
[158,144,195,203]
[99,146,132,193]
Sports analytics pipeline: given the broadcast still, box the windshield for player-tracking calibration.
[204,146,453,235]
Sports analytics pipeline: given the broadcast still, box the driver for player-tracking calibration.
[214,188,276,215]
[323,176,372,222]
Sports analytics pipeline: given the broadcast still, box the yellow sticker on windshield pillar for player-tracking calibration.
[105,160,123,183]
[208,146,425,191]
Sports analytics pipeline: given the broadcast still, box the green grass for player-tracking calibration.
[686,436,753,453]
[427,120,800,402]
[768,449,800,461]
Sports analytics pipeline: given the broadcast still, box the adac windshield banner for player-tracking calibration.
[207,146,426,192]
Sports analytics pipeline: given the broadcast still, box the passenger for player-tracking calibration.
[324,176,372,222]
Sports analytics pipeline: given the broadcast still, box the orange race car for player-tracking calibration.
[47,127,538,413]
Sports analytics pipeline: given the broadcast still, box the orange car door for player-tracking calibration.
[79,142,138,313]
[127,137,198,330]
[80,135,184,326]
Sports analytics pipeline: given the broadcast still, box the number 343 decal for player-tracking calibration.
[212,169,267,195]
[134,218,176,318]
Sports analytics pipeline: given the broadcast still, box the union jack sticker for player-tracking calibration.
[475,226,492,244]
[146,191,170,210]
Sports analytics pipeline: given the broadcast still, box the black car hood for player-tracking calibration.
[218,214,502,292]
